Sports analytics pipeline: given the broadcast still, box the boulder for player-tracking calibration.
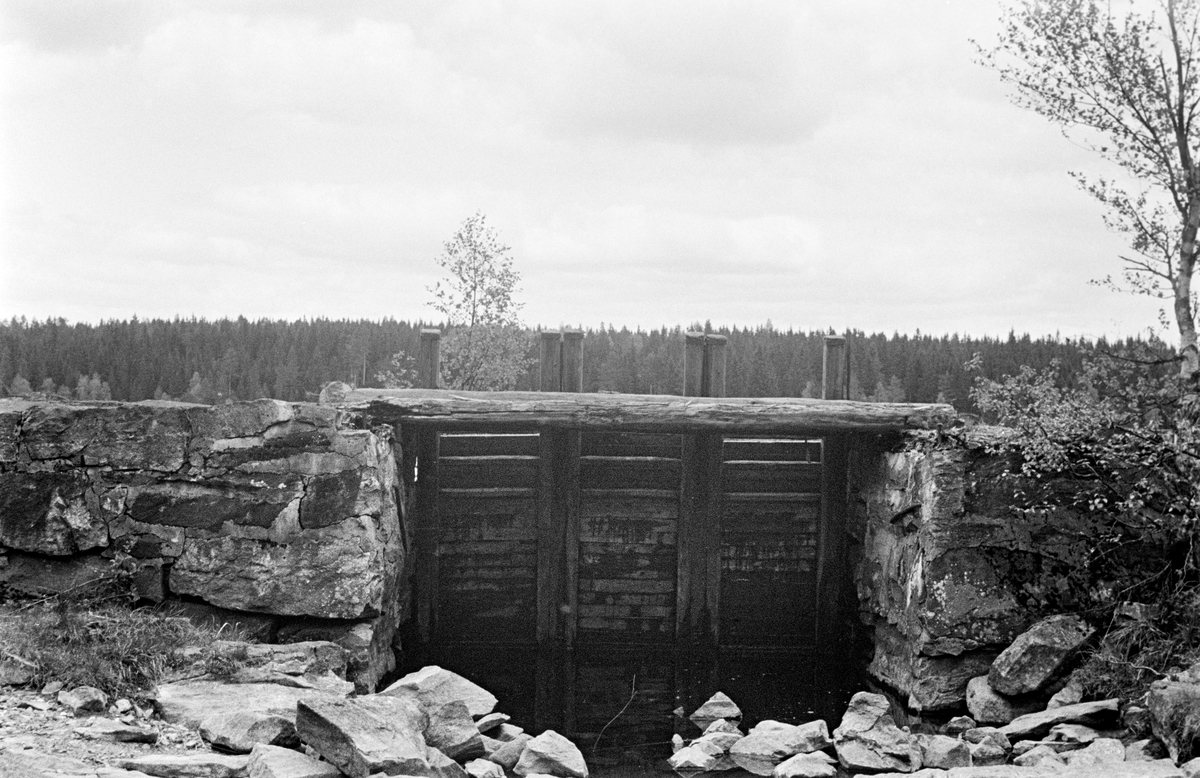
[58,686,108,716]
[492,723,526,741]
[988,614,1094,696]
[965,676,1041,725]
[690,692,742,731]
[170,516,389,620]
[425,700,486,761]
[514,730,588,778]
[1048,680,1083,709]
[960,725,1008,749]
[669,744,721,772]
[1013,744,1067,768]
[72,718,158,743]
[1185,757,1200,778]
[771,753,836,778]
[693,731,741,754]
[962,727,1010,751]
[967,740,1008,766]
[155,680,349,729]
[917,734,970,769]
[1064,737,1126,767]
[200,710,299,753]
[747,720,831,754]
[465,757,507,778]
[475,713,510,734]
[488,733,533,770]
[730,732,799,775]
[0,654,35,687]
[704,718,742,735]
[1047,723,1098,745]
[117,753,250,777]
[380,665,498,718]
[1127,739,1167,762]
[1149,678,1200,763]
[295,695,430,778]
[1000,698,1120,741]
[427,744,470,778]
[247,743,342,778]
[944,716,975,736]
[833,692,921,774]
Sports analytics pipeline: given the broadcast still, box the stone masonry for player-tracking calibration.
[0,398,407,691]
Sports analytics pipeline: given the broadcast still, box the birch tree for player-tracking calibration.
[979,0,1200,377]
[429,213,531,390]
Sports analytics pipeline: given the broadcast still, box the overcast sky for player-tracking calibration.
[0,0,1169,339]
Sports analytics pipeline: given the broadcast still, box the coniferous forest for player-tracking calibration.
[0,316,1147,413]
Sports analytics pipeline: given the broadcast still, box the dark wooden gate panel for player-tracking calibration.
[576,432,681,643]
[718,438,822,646]
[435,433,540,644]
[411,426,847,746]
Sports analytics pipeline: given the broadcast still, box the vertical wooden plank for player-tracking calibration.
[815,433,849,640]
[539,332,562,392]
[536,430,563,734]
[677,433,722,642]
[561,429,581,735]
[561,330,584,393]
[677,432,722,716]
[705,335,728,399]
[535,428,581,733]
[536,430,563,645]
[414,429,441,646]
[419,329,442,390]
[701,436,722,641]
[684,332,706,397]
[561,431,582,645]
[822,335,847,400]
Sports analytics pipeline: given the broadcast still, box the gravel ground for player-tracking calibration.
[0,686,210,771]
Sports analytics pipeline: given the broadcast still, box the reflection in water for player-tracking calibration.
[400,642,865,768]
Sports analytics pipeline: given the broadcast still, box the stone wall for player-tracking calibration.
[0,398,407,692]
[850,427,1099,713]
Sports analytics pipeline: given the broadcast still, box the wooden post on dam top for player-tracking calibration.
[538,330,584,392]
[821,334,848,401]
[683,332,727,398]
[418,329,441,390]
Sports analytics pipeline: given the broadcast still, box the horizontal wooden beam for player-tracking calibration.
[341,388,956,433]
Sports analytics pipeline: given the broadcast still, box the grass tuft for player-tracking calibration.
[0,581,254,701]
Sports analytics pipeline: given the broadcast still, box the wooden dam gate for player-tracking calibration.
[349,341,954,756]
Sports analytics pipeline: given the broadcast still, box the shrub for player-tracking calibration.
[969,343,1200,701]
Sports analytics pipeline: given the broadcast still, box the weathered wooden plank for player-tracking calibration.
[721,461,822,492]
[579,488,678,502]
[724,492,823,505]
[579,456,680,490]
[438,457,538,489]
[439,433,540,457]
[343,389,958,433]
[723,438,821,462]
[581,432,681,459]
[578,517,675,545]
[439,493,535,514]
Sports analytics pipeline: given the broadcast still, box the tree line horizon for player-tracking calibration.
[0,315,1155,413]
